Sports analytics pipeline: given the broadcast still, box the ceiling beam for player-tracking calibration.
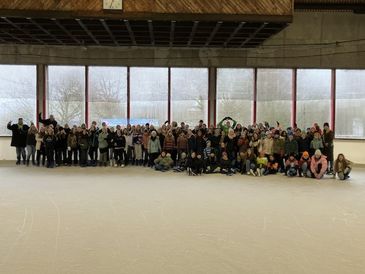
[148,20,155,46]
[76,18,100,45]
[1,17,45,44]
[52,18,80,45]
[224,21,245,47]
[187,21,199,47]
[169,21,176,47]
[0,29,25,43]
[100,19,119,46]
[124,20,136,46]
[27,18,64,45]
[240,22,267,47]
[205,21,222,46]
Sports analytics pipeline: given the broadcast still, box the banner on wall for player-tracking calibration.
[102,118,160,127]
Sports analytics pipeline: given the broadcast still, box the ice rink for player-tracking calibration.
[0,164,364,274]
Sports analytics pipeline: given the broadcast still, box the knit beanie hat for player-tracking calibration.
[302,151,309,158]
[315,149,322,157]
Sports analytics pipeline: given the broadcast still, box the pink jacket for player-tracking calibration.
[310,155,328,178]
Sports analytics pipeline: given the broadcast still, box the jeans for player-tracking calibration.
[338,167,351,180]
[68,148,78,165]
[300,162,312,177]
[46,148,55,168]
[114,149,124,165]
[16,147,26,162]
[245,160,256,173]
[89,146,98,164]
[26,145,36,163]
[79,149,88,166]
[134,144,142,160]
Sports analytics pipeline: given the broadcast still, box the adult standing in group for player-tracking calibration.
[323,122,334,174]
[7,118,30,165]
[38,112,58,128]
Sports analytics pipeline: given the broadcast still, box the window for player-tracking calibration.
[217,68,253,126]
[257,69,292,128]
[0,65,36,136]
[130,67,168,126]
[89,67,127,127]
[171,68,208,126]
[47,66,85,126]
[296,69,331,130]
[336,70,365,139]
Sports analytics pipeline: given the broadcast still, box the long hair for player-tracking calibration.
[334,153,351,171]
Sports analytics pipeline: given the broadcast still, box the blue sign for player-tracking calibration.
[102,118,160,127]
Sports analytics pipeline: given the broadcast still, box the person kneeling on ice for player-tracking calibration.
[205,152,220,174]
[256,151,268,176]
[298,151,311,178]
[173,152,188,172]
[154,151,174,172]
[310,149,328,179]
[333,153,352,181]
[187,152,203,176]
[265,155,279,175]
[220,152,234,176]
[285,153,299,177]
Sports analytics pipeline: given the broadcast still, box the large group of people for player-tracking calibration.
[6,113,352,181]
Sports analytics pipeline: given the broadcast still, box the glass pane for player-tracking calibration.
[217,68,253,126]
[296,69,331,130]
[336,70,365,138]
[89,67,127,126]
[0,65,36,136]
[171,68,208,126]
[257,69,292,127]
[130,67,168,126]
[47,66,85,126]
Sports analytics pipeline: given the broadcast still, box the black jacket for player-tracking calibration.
[7,123,29,147]
[38,113,58,128]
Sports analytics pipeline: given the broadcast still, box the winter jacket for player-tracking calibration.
[163,135,175,151]
[43,134,56,151]
[142,132,149,149]
[237,137,250,153]
[298,156,311,167]
[298,137,311,154]
[89,129,99,148]
[79,132,90,150]
[310,138,324,151]
[220,158,231,170]
[272,138,285,155]
[148,137,161,154]
[285,139,299,156]
[67,133,78,149]
[98,131,109,149]
[208,135,220,150]
[38,113,57,128]
[187,135,196,152]
[257,156,268,168]
[263,138,273,155]
[36,133,44,151]
[26,133,36,146]
[7,123,29,147]
[154,155,174,168]
[114,135,126,149]
[285,158,299,168]
[195,136,206,154]
[310,155,328,177]
[177,135,188,151]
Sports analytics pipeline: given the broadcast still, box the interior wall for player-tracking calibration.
[0,12,363,68]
